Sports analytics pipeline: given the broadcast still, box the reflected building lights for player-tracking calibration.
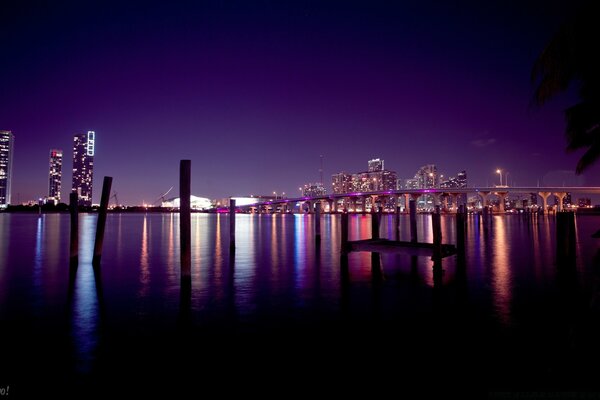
[71,214,100,375]
[492,217,512,325]
[139,216,150,300]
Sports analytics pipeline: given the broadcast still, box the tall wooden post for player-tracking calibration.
[395,205,401,240]
[341,211,349,254]
[229,198,236,251]
[371,208,380,240]
[180,160,191,280]
[69,192,79,265]
[556,212,576,263]
[92,176,113,266]
[315,202,321,243]
[409,199,417,243]
[432,207,442,253]
[456,205,465,253]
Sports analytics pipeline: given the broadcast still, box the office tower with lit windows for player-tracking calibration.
[332,172,353,194]
[302,182,327,197]
[0,130,14,208]
[368,158,384,172]
[48,149,63,203]
[72,131,95,206]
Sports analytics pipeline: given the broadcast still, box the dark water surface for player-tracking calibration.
[1,212,600,397]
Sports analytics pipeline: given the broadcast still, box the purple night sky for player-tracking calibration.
[1,0,596,205]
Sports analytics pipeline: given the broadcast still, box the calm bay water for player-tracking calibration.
[1,212,600,397]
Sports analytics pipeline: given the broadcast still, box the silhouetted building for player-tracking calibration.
[578,198,591,207]
[529,193,538,206]
[72,131,95,206]
[554,192,572,207]
[48,149,63,204]
[457,170,467,188]
[332,172,353,194]
[0,130,14,208]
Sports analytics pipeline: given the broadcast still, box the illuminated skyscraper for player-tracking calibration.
[332,172,353,194]
[0,130,14,208]
[48,149,63,203]
[302,182,327,197]
[72,131,95,206]
[368,158,384,172]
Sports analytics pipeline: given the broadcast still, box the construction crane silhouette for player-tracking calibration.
[110,191,119,208]
[155,186,173,206]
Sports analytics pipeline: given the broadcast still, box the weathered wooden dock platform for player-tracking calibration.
[347,238,456,258]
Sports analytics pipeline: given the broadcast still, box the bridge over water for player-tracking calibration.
[227,187,600,214]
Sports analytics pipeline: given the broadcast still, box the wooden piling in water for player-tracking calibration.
[315,202,321,243]
[229,198,236,251]
[180,160,191,280]
[395,205,401,239]
[341,211,349,254]
[92,176,112,266]
[456,206,465,253]
[432,206,442,260]
[409,199,417,243]
[69,192,79,265]
[556,212,576,263]
[371,208,380,240]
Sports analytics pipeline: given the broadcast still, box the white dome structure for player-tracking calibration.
[162,195,212,210]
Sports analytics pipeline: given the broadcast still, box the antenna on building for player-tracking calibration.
[319,155,324,184]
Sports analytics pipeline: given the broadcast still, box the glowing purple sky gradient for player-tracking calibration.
[1,0,596,205]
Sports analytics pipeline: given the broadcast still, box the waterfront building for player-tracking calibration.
[72,131,95,206]
[48,149,63,204]
[332,172,353,194]
[302,183,327,197]
[0,130,14,208]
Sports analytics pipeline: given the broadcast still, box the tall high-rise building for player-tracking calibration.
[302,182,327,197]
[440,170,468,207]
[332,172,353,194]
[410,164,437,209]
[72,131,95,206]
[48,149,63,203]
[349,160,397,192]
[368,158,384,172]
[0,130,14,208]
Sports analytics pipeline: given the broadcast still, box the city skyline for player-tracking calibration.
[1,1,598,205]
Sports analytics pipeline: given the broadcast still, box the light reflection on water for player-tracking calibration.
[1,211,598,383]
[491,216,512,325]
[70,214,100,375]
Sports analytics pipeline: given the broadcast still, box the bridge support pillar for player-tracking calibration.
[305,201,313,214]
[554,192,567,212]
[362,196,369,214]
[496,192,508,213]
[329,199,336,213]
[432,193,441,207]
[538,192,551,214]
[401,193,409,213]
[449,193,458,213]
[478,191,490,209]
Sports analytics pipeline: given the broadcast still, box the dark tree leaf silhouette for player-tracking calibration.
[532,1,600,174]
